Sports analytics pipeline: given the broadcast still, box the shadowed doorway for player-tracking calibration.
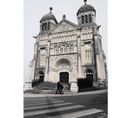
[39,71,44,83]
[60,72,69,83]
[86,69,93,87]
[59,72,69,90]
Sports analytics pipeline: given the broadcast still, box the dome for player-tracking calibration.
[77,4,95,15]
[40,12,57,23]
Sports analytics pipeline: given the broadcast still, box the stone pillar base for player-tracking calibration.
[70,81,78,93]
[24,81,33,91]
[93,82,98,87]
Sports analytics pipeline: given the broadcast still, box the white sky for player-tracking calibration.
[24,0,107,80]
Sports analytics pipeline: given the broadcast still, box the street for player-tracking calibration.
[24,90,107,118]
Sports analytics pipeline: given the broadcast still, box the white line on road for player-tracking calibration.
[24,98,58,102]
[24,102,72,110]
[24,105,85,117]
[24,100,64,108]
[24,99,59,104]
[47,108,103,118]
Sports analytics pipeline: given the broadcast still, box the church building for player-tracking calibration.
[27,0,107,92]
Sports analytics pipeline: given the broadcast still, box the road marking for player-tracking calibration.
[24,100,64,108]
[24,102,72,110]
[24,99,59,105]
[24,98,58,102]
[47,108,103,118]
[24,105,85,117]
[24,98,58,103]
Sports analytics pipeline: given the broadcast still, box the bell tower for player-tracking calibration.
[77,0,96,28]
[39,7,58,34]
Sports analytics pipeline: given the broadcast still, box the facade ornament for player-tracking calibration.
[50,7,53,13]
[84,0,87,5]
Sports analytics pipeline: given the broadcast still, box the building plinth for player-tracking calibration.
[70,81,78,92]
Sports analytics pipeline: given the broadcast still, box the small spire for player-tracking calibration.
[84,0,87,5]
[50,7,53,13]
[63,14,66,19]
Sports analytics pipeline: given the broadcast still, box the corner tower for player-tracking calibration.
[77,0,96,28]
[39,7,58,34]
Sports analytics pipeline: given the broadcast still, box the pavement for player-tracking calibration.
[24,89,107,118]
[24,89,107,98]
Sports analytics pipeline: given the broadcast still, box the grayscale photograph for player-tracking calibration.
[24,0,108,117]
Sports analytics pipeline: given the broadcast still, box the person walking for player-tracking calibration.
[55,81,64,94]
[60,82,64,94]
[55,81,61,94]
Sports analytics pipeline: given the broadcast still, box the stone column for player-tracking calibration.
[77,35,82,78]
[69,34,82,93]
[44,38,51,81]
[94,35,106,86]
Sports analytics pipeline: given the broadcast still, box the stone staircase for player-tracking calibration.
[24,82,71,94]
[34,82,57,90]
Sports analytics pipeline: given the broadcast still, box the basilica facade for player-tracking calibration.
[27,1,107,92]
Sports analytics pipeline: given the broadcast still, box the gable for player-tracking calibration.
[51,20,78,33]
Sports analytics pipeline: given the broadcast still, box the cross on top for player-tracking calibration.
[50,7,53,13]
[84,0,87,5]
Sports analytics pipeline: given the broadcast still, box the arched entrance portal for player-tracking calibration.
[86,69,93,87]
[39,71,44,83]
[59,72,69,90]
[55,58,72,90]
[59,72,69,83]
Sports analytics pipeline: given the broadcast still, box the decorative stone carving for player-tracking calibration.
[53,41,76,54]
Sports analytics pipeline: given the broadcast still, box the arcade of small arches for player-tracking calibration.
[41,22,50,31]
[54,42,75,54]
[51,34,77,43]
[81,14,93,24]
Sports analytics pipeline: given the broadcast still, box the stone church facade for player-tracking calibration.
[26,1,107,92]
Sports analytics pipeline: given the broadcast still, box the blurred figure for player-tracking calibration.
[55,81,64,94]
[60,82,64,94]
[55,81,61,94]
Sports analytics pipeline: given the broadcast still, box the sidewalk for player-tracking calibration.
[24,89,107,98]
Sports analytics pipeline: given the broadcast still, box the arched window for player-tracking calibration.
[70,45,74,52]
[81,15,84,24]
[62,44,66,53]
[41,24,44,31]
[48,22,50,30]
[44,23,47,30]
[55,48,59,53]
[85,15,88,23]
[89,14,92,23]
[85,49,92,64]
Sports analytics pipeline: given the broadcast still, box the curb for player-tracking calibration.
[24,89,107,98]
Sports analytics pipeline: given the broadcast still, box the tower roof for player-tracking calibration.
[77,1,95,15]
[40,7,58,23]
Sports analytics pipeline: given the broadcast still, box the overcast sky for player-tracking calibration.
[24,0,107,80]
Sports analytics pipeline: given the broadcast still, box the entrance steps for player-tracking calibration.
[34,82,57,90]
[24,82,71,94]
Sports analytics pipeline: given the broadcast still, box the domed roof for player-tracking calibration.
[40,7,58,23]
[40,12,57,22]
[77,4,95,15]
